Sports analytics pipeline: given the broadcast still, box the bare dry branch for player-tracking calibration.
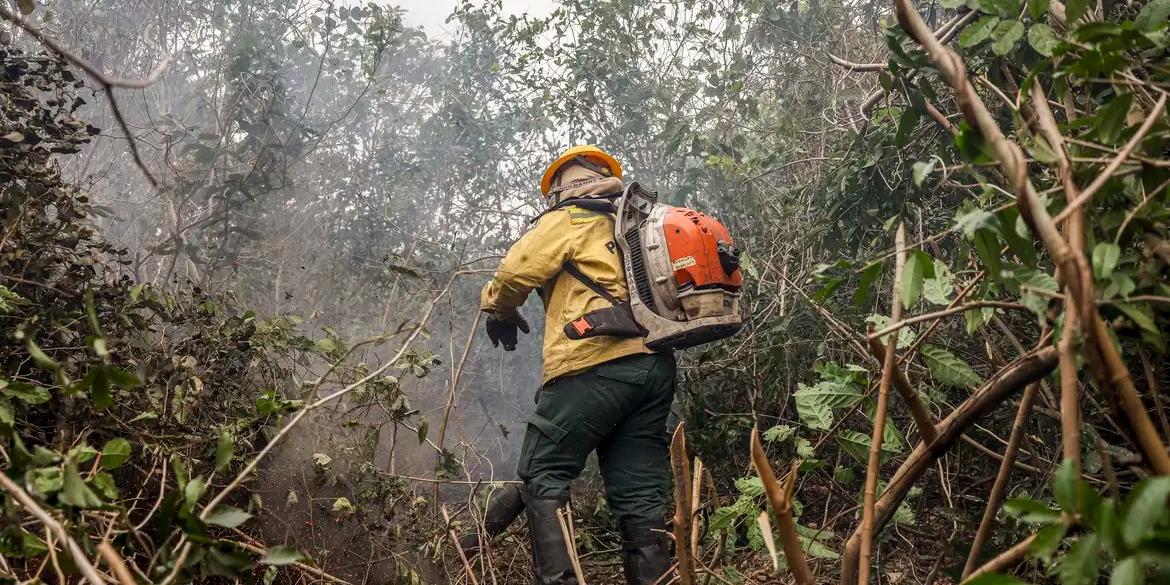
[749,429,814,585]
[841,344,1059,584]
[670,423,697,585]
[0,5,169,187]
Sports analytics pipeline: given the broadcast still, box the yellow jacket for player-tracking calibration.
[480,204,652,384]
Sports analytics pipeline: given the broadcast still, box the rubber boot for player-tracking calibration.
[620,519,671,585]
[523,490,577,585]
[458,483,526,555]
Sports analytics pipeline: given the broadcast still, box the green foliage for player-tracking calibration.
[921,345,984,389]
[1003,461,1170,585]
[0,43,382,581]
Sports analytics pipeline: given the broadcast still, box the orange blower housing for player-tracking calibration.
[614,183,745,350]
[662,208,743,292]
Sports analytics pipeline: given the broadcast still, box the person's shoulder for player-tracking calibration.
[560,204,612,225]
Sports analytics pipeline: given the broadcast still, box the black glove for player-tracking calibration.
[485,315,530,351]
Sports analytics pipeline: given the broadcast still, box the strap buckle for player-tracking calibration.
[570,317,592,336]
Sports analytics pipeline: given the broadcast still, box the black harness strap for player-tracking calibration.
[562,261,623,307]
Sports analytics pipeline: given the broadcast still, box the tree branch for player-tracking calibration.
[0,5,170,187]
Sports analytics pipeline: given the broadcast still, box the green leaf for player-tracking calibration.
[0,397,13,427]
[1122,476,1170,547]
[185,476,207,510]
[70,444,99,464]
[1110,556,1143,585]
[795,437,815,459]
[762,424,795,443]
[1017,269,1059,319]
[900,250,932,308]
[991,20,1026,56]
[91,368,111,410]
[1092,94,1134,145]
[0,381,50,405]
[923,277,953,306]
[100,438,131,470]
[1092,243,1121,279]
[960,16,1001,47]
[216,432,235,474]
[1003,498,1061,523]
[973,229,1004,279]
[921,345,983,388]
[955,208,995,237]
[1116,303,1158,334]
[912,159,937,188]
[15,0,34,16]
[1059,533,1100,585]
[1066,0,1089,22]
[106,367,141,388]
[61,460,103,507]
[708,505,740,532]
[855,261,884,307]
[794,381,863,430]
[836,430,900,464]
[90,472,118,500]
[1030,522,1069,562]
[25,338,59,372]
[206,506,253,528]
[1029,0,1052,20]
[417,419,429,444]
[1028,23,1060,57]
[1052,459,1079,512]
[1136,0,1170,30]
[895,107,921,147]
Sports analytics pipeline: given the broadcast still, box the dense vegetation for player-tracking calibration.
[2,0,1169,583]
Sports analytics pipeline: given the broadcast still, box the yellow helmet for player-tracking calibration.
[540,145,622,196]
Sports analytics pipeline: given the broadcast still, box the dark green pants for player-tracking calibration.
[518,352,676,525]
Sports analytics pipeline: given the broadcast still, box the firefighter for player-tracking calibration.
[480,145,676,585]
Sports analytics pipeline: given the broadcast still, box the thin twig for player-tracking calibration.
[961,381,1041,577]
[0,472,106,585]
[1053,94,1169,224]
[859,222,906,585]
[442,504,481,585]
[866,301,1026,340]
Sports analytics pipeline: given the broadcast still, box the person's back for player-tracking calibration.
[480,146,676,585]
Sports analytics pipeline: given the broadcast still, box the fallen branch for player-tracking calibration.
[96,542,137,585]
[961,381,1040,577]
[556,507,586,584]
[828,53,884,72]
[960,532,1039,584]
[840,344,1059,585]
[442,504,482,585]
[868,334,938,445]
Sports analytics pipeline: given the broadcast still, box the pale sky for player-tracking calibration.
[392,0,557,38]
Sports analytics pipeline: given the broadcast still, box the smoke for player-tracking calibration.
[24,1,560,577]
